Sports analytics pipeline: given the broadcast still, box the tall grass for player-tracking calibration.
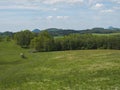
[0,41,120,90]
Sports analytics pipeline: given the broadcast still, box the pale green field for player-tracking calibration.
[0,41,120,90]
[93,33,120,36]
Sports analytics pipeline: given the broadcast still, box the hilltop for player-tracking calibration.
[32,29,41,33]
[1,27,120,37]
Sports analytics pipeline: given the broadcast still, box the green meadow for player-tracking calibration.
[93,33,120,36]
[0,41,120,90]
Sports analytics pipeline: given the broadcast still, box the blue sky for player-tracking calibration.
[0,0,120,32]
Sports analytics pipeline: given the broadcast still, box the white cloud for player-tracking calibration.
[52,8,58,11]
[100,9,114,13]
[88,0,120,5]
[43,0,84,4]
[46,16,69,20]
[0,5,39,10]
[112,0,120,4]
[95,3,104,8]
[46,16,53,20]
[88,0,95,5]
[0,0,39,10]
[0,3,58,11]
[56,16,69,19]
[113,6,120,10]
[88,0,102,5]
[1,0,82,5]
[0,0,59,11]
[91,3,104,9]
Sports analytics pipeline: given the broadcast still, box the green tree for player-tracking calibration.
[0,36,2,42]
[109,35,120,49]
[14,30,34,48]
[30,31,54,52]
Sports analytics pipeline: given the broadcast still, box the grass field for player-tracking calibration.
[93,33,120,36]
[0,41,120,90]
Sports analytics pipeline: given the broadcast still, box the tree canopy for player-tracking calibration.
[13,30,120,51]
[14,30,34,48]
[30,31,54,52]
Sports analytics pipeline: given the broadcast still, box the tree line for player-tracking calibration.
[45,27,120,36]
[13,30,120,52]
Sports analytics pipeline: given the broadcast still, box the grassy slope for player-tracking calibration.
[0,41,120,90]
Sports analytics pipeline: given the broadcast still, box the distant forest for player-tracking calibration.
[0,27,120,37]
[45,27,120,36]
[0,27,120,52]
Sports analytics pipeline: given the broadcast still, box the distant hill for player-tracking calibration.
[108,26,115,30]
[0,31,13,37]
[45,28,61,32]
[1,27,120,37]
[44,28,78,36]
[32,29,41,33]
[108,26,120,30]
[42,27,120,36]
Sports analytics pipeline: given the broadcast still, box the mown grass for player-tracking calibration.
[93,33,120,36]
[0,41,120,90]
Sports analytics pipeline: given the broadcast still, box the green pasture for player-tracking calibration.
[92,33,120,36]
[0,41,120,90]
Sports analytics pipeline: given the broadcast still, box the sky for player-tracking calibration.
[0,0,120,32]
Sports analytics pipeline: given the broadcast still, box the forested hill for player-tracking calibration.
[45,28,78,36]
[0,27,120,37]
[45,27,120,36]
[0,31,13,37]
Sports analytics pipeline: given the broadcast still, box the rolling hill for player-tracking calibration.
[0,40,120,90]
[1,27,120,37]
[44,27,120,36]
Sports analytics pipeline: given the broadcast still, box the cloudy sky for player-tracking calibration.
[0,0,120,32]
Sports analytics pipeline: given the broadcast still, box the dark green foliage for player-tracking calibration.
[45,28,78,36]
[54,34,90,50]
[108,35,120,49]
[54,34,120,51]
[44,28,120,36]
[30,31,54,52]
[0,36,12,42]
[0,31,13,42]
[0,36,2,42]
[12,29,120,51]
[30,33,120,52]
[5,36,11,41]
[14,30,34,48]
[0,31,13,37]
